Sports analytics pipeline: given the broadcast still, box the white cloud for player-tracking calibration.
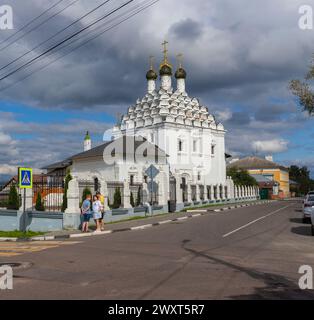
[0,164,17,175]
[252,139,289,154]
[215,109,233,122]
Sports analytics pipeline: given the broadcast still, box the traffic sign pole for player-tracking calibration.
[18,167,33,232]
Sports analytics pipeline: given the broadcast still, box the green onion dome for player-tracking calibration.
[84,131,91,141]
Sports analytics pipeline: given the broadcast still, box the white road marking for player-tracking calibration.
[222,204,293,238]
[159,220,172,224]
[131,224,153,230]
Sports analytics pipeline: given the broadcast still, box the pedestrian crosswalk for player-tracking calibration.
[0,241,79,257]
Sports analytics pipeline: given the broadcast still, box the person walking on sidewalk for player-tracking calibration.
[81,194,92,233]
[92,195,103,232]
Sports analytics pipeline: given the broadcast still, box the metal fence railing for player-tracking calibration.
[0,183,10,208]
[32,175,65,212]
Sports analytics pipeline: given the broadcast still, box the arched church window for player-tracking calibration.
[178,139,183,152]
[211,145,215,155]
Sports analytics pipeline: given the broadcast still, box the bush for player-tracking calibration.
[130,192,135,208]
[82,187,92,204]
[61,170,72,212]
[0,201,8,208]
[112,188,122,209]
[7,185,19,210]
[35,192,45,211]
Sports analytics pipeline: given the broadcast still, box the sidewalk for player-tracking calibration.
[0,200,274,242]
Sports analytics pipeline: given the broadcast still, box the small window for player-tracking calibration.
[178,140,183,152]
[150,133,154,143]
[198,172,201,181]
[130,175,134,186]
[211,145,215,155]
[94,178,99,192]
[193,140,197,152]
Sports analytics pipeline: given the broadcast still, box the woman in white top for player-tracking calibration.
[92,195,103,232]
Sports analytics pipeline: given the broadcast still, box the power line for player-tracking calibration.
[22,0,153,69]
[0,0,159,93]
[0,0,66,49]
[0,0,145,79]
[0,0,141,78]
[0,0,134,82]
[0,0,80,53]
[0,0,113,74]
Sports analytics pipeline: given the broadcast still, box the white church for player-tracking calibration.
[45,42,259,221]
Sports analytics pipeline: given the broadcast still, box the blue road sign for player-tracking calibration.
[18,167,33,189]
[145,164,159,179]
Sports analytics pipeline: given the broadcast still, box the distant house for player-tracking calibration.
[227,156,290,199]
[249,174,279,200]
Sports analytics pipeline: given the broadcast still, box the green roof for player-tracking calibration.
[84,131,91,141]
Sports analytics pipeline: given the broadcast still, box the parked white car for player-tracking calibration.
[303,194,314,223]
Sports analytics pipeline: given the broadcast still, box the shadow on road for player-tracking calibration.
[290,218,304,224]
[182,241,314,300]
[291,226,312,237]
[138,238,314,300]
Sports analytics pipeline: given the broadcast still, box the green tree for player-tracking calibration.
[130,192,135,208]
[112,188,122,209]
[81,187,92,204]
[289,165,314,196]
[35,192,45,211]
[136,187,141,207]
[290,58,314,115]
[227,167,258,186]
[61,170,72,212]
[7,185,20,210]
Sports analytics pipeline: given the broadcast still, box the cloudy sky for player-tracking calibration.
[0,0,314,180]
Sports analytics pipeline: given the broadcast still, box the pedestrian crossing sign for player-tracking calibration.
[18,167,33,189]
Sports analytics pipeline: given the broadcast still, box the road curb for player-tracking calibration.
[0,200,275,242]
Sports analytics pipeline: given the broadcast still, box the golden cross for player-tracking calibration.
[176,53,183,68]
[161,40,169,61]
[149,55,155,70]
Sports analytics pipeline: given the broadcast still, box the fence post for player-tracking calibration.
[157,172,168,206]
[64,178,81,230]
[123,180,132,209]
[100,180,110,211]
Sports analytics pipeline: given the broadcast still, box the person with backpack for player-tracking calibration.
[81,194,92,233]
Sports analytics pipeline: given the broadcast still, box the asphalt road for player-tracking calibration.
[1,200,314,300]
